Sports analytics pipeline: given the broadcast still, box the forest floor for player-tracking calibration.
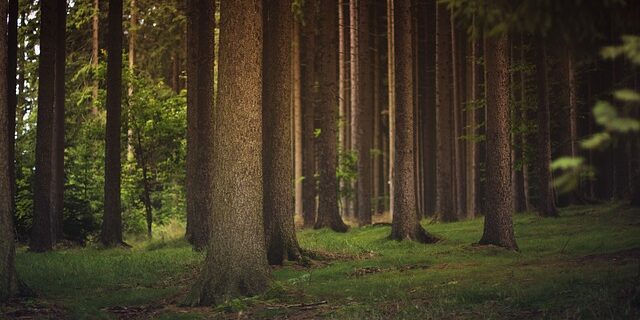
[2,202,640,319]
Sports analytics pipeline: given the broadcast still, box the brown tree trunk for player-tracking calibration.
[519,35,531,211]
[263,0,302,265]
[132,126,153,239]
[386,0,395,218]
[509,39,526,213]
[338,0,347,216]
[451,11,465,219]
[51,0,67,241]
[301,0,318,228]
[101,0,124,247]
[293,18,304,220]
[351,0,374,226]
[31,0,58,252]
[464,25,479,219]
[389,0,436,243]
[479,33,518,250]
[372,1,382,215]
[8,0,18,223]
[420,0,437,217]
[185,0,199,246]
[435,3,456,222]
[314,0,349,232]
[91,0,100,115]
[186,0,270,305]
[534,37,558,217]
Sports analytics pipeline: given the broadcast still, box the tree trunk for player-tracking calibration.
[8,0,18,223]
[338,0,347,216]
[132,126,153,239]
[314,0,349,232]
[187,0,270,306]
[372,1,382,215]
[464,26,478,219]
[91,0,100,115]
[386,0,395,218]
[102,0,124,247]
[534,37,558,217]
[185,0,199,246]
[351,0,374,226]
[519,34,531,211]
[435,3,456,222]
[389,0,437,243]
[51,0,67,242]
[263,0,302,265]
[126,0,136,162]
[301,0,318,228]
[509,39,526,213]
[420,0,437,217]
[293,18,304,220]
[451,10,465,219]
[1,0,21,301]
[31,0,58,252]
[479,33,518,250]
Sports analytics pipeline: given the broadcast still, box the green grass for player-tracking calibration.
[5,202,640,319]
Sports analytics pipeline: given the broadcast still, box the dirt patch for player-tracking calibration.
[1,298,68,320]
[574,247,640,265]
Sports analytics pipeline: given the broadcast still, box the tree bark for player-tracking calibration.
[314,0,349,232]
[435,3,456,222]
[372,1,382,215]
[386,0,395,218]
[420,0,437,217]
[8,0,18,224]
[102,0,124,246]
[519,34,531,211]
[293,18,304,220]
[301,0,318,228]
[263,0,302,265]
[185,0,199,246]
[464,26,478,219]
[91,0,100,115]
[479,33,518,251]
[51,0,67,242]
[351,0,374,226]
[534,37,558,217]
[187,0,270,305]
[451,10,464,219]
[389,0,437,243]
[31,0,58,252]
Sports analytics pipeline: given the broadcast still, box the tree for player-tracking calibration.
[534,37,559,217]
[351,0,374,226]
[102,0,124,246]
[8,0,17,221]
[185,0,214,250]
[465,25,479,218]
[91,0,100,115]
[314,0,349,232]
[479,33,518,250]
[435,2,456,222]
[31,0,58,252]
[389,0,437,243]
[263,0,302,265]
[301,0,318,228]
[186,0,270,305]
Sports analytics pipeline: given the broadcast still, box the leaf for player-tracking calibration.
[613,89,640,102]
[607,118,640,133]
[592,101,618,126]
[580,132,610,150]
[550,157,584,171]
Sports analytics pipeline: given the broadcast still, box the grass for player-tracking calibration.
[3,202,640,319]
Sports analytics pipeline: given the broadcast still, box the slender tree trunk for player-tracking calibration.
[389,0,437,243]
[479,33,518,250]
[338,0,347,216]
[465,26,478,219]
[435,3,455,222]
[421,0,437,217]
[534,37,558,217]
[31,0,58,252]
[132,127,153,239]
[186,0,270,305]
[51,0,67,241]
[8,0,18,222]
[126,0,136,162]
[293,19,304,220]
[372,1,382,216]
[301,0,317,228]
[91,0,100,115]
[451,11,464,219]
[1,0,22,301]
[509,39,526,213]
[386,0,395,218]
[263,0,302,265]
[519,35,531,211]
[185,0,199,245]
[102,0,124,246]
[314,0,349,232]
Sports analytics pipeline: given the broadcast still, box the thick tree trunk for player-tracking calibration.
[389,0,437,243]
[31,0,58,252]
[8,0,18,223]
[263,0,302,265]
[435,3,456,222]
[186,0,270,305]
[102,0,124,246]
[314,0,349,232]
[479,33,518,251]
[1,1,21,301]
[91,0,100,115]
[351,0,374,226]
[534,37,558,217]
[51,0,67,241]
[301,0,317,228]
[338,0,347,216]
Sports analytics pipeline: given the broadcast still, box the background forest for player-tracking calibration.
[1,0,640,318]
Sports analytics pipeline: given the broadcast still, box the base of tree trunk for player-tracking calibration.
[100,241,131,249]
[314,219,349,233]
[267,240,302,266]
[183,267,270,306]
[476,238,519,251]
[390,225,439,244]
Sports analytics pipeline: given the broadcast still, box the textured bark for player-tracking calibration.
[519,35,531,211]
[338,0,347,216]
[421,0,437,217]
[479,33,518,251]
[31,0,58,252]
[301,0,318,228]
[386,0,395,217]
[509,40,525,213]
[1,1,20,301]
[351,0,374,226]
[102,0,124,246]
[263,0,301,265]
[465,31,479,218]
[534,37,558,217]
[91,0,100,115]
[389,0,437,243]
[185,0,199,245]
[451,11,464,219]
[435,3,456,222]
[314,0,348,232]
[8,0,18,222]
[187,0,270,305]
[372,1,382,215]
[51,0,67,241]
[293,19,304,219]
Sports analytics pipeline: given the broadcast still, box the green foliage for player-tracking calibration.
[337,148,358,209]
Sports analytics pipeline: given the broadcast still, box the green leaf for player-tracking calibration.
[550,157,584,171]
[607,118,640,133]
[580,132,611,149]
[613,89,640,102]
[592,101,618,126]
